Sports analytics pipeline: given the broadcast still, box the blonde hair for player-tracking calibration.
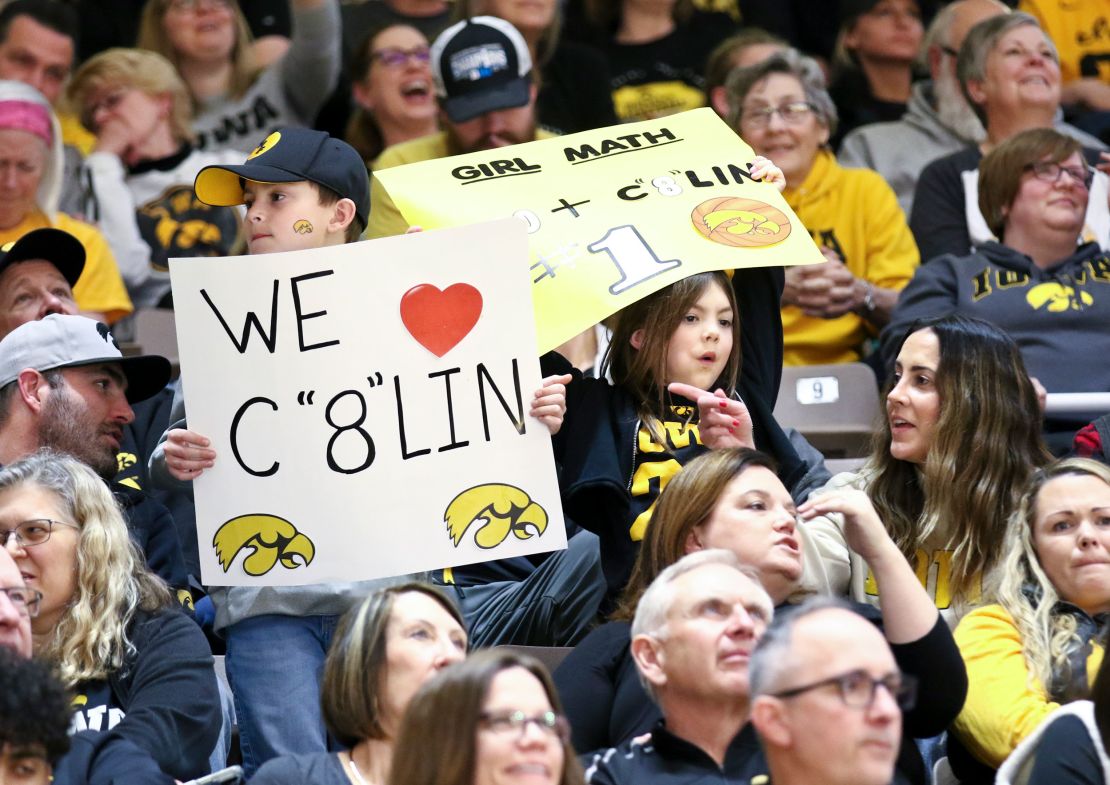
[138,0,258,101]
[67,48,196,143]
[0,450,173,687]
[995,458,1110,694]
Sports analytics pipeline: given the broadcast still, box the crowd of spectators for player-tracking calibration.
[0,1,1108,784]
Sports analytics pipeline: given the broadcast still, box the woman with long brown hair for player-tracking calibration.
[806,313,1051,622]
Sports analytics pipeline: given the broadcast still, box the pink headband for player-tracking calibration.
[0,101,52,146]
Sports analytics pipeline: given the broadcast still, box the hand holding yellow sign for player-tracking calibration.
[372,109,824,352]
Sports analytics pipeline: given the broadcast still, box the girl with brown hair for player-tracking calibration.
[551,244,830,605]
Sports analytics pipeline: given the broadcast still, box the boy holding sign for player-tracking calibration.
[152,128,580,776]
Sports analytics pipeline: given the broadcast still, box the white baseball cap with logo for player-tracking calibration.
[0,314,172,403]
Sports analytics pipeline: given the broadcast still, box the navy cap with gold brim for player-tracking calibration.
[0,228,85,288]
[194,127,370,227]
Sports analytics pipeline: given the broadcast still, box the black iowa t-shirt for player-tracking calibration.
[626,403,707,542]
[597,12,738,122]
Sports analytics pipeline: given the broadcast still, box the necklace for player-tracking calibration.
[347,753,369,785]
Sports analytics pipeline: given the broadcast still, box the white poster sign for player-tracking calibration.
[169,218,566,586]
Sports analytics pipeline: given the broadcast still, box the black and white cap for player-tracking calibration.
[431,16,533,124]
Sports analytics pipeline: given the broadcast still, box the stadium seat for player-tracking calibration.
[774,363,881,459]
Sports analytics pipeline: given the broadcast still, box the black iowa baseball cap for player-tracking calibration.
[194,128,371,227]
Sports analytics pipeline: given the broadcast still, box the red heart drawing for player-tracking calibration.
[400,283,483,357]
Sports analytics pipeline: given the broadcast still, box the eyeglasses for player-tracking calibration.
[0,519,78,549]
[772,669,917,711]
[371,47,431,68]
[0,586,42,618]
[479,710,570,743]
[1023,161,1094,190]
[167,0,231,12]
[741,101,817,130]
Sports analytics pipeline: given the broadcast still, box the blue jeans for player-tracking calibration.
[224,614,340,777]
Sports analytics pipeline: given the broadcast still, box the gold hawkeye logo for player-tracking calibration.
[213,513,315,576]
[445,484,548,549]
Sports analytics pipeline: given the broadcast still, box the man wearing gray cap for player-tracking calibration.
[0,313,187,594]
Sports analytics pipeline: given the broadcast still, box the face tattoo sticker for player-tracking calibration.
[293,219,314,234]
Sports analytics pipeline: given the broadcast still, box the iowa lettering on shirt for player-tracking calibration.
[628,406,704,541]
[864,547,982,610]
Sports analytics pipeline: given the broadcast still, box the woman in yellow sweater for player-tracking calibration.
[952,458,1110,784]
[726,49,919,366]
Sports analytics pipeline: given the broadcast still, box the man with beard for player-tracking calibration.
[838,0,1009,217]
[0,313,188,599]
[367,16,550,238]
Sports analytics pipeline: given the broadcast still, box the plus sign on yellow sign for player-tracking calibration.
[372,109,823,353]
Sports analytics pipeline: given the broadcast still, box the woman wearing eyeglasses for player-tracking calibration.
[392,649,581,785]
[884,127,1110,446]
[0,450,219,781]
[345,24,438,168]
[251,583,467,785]
[137,0,340,153]
[908,13,1108,266]
[949,458,1110,785]
[727,49,920,367]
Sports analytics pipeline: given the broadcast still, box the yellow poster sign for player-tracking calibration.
[373,108,823,352]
